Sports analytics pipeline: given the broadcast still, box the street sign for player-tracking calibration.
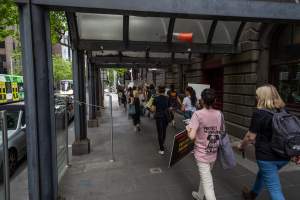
[169,130,194,167]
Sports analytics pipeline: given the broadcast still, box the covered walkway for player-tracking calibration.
[60,94,300,200]
[13,0,300,199]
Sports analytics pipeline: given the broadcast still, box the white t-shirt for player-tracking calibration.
[183,97,196,112]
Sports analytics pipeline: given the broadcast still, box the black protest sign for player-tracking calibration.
[169,130,194,167]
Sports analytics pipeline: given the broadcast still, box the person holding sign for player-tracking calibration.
[186,89,221,200]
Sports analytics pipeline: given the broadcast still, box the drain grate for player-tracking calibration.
[149,167,163,174]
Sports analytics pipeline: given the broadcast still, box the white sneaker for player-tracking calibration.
[158,150,165,155]
[192,191,203,200]
[172,120,175,127]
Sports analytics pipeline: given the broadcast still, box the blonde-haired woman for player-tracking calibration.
[238,84,289,200]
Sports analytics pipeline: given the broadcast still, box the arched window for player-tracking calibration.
[270,24,300,110]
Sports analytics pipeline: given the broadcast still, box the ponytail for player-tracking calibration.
[186,86,197,107]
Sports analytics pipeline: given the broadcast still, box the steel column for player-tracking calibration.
[88,60,96,119]
[99,69,104,108]
[95,67,101,116]
[19,3,57,200]
[72,49,90,155]
[87,56,98,127]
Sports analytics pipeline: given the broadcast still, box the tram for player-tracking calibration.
[0,74,24,104]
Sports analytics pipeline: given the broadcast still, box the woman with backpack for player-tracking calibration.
[238,84,290,200]
[186,88,221,200]
[182,86,197,119]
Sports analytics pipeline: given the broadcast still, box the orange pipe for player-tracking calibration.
[175,32,193,42]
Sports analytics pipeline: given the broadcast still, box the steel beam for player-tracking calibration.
[16,0,300,22]
[234,22,246,46]
[90,56,191,65]
[167,18,176,43]
[66,12,79,48]
[207,20,218,44]
[72,49,90,155]
[123,15,129,46]
[97,63,170,68]
[19,3,57,200]
[79,40,237,54]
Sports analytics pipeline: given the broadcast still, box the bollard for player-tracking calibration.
[0,110,10,200]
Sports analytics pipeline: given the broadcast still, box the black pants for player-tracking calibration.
[156,117,167,151]
[132,113,140,126]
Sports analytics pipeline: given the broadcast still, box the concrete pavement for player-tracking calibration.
[60,94,300,200]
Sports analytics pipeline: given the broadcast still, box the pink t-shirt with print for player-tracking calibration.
[189,108,222,163]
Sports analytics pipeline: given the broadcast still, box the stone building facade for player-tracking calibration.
[0,36,15,74]
[165,22,300,138]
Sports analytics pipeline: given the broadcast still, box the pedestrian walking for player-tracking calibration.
[238,84,291,200]
[121,89,127,111]
[129,90,141,132]
[186,88,221,200]
[151,85,169,155]
[167,84,181,126]
[182,86,197,119]
[138,87,146,116]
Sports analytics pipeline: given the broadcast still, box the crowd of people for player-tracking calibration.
[117,83,300,200]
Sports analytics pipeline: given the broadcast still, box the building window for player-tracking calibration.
[0,55,6,68]
[271,24,300,109]
[0,41,4,48]
[272,64,300,105]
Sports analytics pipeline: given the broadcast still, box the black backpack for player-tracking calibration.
[262,109,300,157]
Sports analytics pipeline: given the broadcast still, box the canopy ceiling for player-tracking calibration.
[16,0,300,66]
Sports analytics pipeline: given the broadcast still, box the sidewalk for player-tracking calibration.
[60,94,300,200]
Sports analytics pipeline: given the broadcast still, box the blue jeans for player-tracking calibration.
[252,160,288,200]
[183,110,193,119]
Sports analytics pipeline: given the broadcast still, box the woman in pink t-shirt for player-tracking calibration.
[186,88,222,200]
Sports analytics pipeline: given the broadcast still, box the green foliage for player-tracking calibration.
[50,11,68,45]
[52,55,72,85]
[11,48,22,75]
[105,68,128,87]
[106,69,115,87]
[0,0,67,46]
[115,68,127,76]
[0,0,18,41]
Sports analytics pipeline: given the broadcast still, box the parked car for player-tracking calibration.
[0,103,26,177]
[54,94,74,122]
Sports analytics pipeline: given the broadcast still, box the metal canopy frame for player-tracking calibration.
[17,0,300,22]
[78,40,237,54]
[90,56,193,66]
[17,0,300,57]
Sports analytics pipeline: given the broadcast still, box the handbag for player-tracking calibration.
[128,104,136,115]
[165,109,173,123]
[145,96,154,109]
[218,112,237,169]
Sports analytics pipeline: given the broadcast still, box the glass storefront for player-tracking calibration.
[273,64,300,105]
[271,24,300,109]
